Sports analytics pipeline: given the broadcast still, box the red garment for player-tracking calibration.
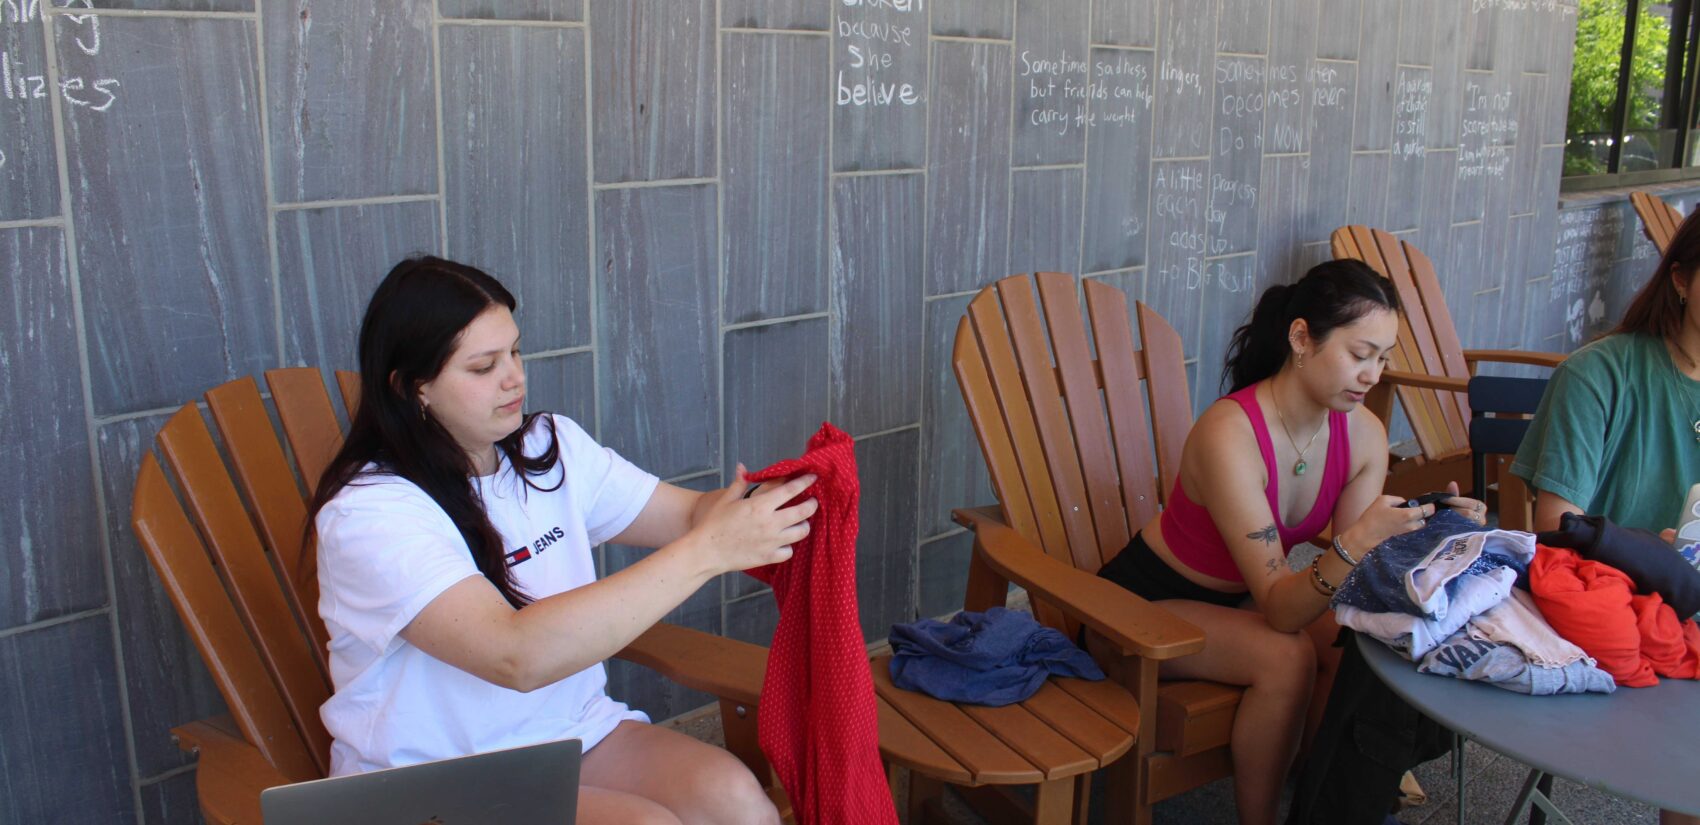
[744,423,897,825]
[1529,545,1700,687]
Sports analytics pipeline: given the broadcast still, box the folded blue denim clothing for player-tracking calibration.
[1417,630,1616,695]
[888,607,1105,707]
[1331,510,1532,620]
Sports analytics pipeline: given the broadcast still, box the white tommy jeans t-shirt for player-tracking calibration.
[315,414,660,776]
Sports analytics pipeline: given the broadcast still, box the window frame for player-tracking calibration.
[1562,0,1700,191]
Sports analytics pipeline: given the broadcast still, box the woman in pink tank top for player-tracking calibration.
[1094,260,1486,825]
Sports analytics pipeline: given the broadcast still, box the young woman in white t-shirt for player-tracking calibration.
[309,256,809,824]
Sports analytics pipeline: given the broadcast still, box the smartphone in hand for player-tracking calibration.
[1401,491,1453,509]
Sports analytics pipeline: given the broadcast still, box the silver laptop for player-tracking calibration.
[261,738,580,825]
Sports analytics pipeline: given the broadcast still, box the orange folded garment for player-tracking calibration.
[1529,545,1700,687]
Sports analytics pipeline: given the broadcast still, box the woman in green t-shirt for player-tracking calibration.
[1512,207,1700,825]
[1514,208,1700,545]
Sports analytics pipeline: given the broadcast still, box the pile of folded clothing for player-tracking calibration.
[1333,509,1616,695]
[1529,514,1700,688]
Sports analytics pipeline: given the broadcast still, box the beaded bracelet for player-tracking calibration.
[1332,535,1358,567]
[1309,555,1339,596]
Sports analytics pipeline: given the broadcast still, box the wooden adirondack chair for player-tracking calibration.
[949,273,1231,825]
[1631,190,1685,254]
[130,368,788,824]
[1331,226,1562,524]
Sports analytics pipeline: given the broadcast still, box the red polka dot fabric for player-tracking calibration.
[745,423,898,825]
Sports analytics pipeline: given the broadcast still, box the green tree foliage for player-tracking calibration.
[1566,0,1671,175]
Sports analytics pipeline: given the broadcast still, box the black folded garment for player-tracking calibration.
[1537,512,1700,617]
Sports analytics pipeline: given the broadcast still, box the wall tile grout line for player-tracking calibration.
[35,11,148,822]
[721,310,831,332]
[0,217,64,229]
[0,605,111,642]
[831,167,923,178]
[431,4,451,261]
[715,0,732,638]
[273,193,442,212]
[134,762,196,789]
[852,422,922,443]
[256,2,286,376]
[39,7,255,20]
[580,0,600,451]
[910,0,936,623]
[593,175,720,190]
[438,17,585,29]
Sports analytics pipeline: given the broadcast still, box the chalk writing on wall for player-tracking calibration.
[1551,207,1619,342]
[1019,48,1089,136]
[1393,73,1431,160]
[1,1,121,169]
[835,0,923,108]
[1091,51,1155,128]
[1152,161,1257,294]
[1457,78,1516,181]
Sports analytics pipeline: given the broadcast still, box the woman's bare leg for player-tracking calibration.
[580,720,780,825]
[1148,600,1317,825]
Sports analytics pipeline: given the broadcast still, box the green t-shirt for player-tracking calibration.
[1511,332,1700,532]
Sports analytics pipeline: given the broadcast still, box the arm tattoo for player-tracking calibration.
[1247,523,1278,545]
[1265,558,1281,575]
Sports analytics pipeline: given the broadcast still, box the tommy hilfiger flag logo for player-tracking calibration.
[505,525,566,568]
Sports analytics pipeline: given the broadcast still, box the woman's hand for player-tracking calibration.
[1341,494,1434,556]
[1436,480,1487,526]
[684,464,818,575]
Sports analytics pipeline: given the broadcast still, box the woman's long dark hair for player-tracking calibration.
[309,256,560,608]
[1614,207,1700,341]
[1222,259,1402,393]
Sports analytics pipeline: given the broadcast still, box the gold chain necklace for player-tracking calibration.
[1270,379,1326,476]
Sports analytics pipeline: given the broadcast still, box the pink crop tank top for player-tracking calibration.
[1158,382,1351,584]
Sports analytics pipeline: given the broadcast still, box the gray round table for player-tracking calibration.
[1356,633,1700,820]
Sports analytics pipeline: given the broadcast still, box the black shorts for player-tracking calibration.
[1096,531,1246,609]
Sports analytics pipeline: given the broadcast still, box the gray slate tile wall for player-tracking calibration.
[0,1,1645,821]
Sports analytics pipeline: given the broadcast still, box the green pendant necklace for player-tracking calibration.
[1270,380,1325,476]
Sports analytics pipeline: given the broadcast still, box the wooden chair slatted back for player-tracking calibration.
[203,378,331,674]
[995,276,1110,573]
[1135,301,1194,498]
[1632,191,1683,254]
[264,367,345,494]
[954,274,1194,633]
[335,370,362,418]
[131,453,323,784]
[1035,272,1133,561]
[1370,231,1471,438]
[1332,225,1470,457]
[1082,281,1161,530]
[154,405,334,776]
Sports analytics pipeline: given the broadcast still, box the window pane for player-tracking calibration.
[1565,0,1676,175]
[1622,2,1676,171]
[1567,0,1632,175]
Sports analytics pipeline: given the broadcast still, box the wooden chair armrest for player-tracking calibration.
[171,720,291,825]
[1380,369,1470,393]
[613,621,766,708]
[951,507,1205,661]
[1461,349,1566,370]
